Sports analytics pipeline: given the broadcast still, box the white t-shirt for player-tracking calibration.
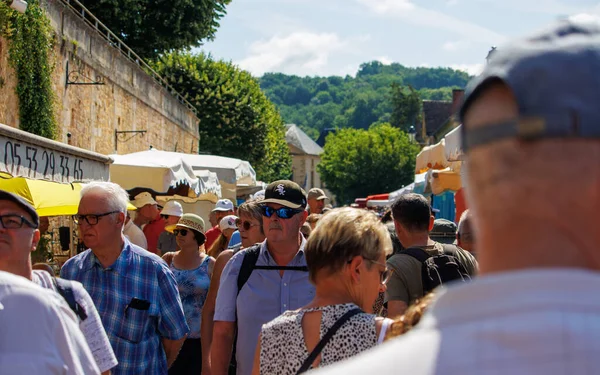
[33,270,118,373]
[0,270,100,375]
[123,219,148,249]
[314,269,600,375]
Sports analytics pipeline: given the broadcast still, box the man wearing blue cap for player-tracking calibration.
[316,20,600,374]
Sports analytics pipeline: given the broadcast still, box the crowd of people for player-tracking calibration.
[1,18,599,375]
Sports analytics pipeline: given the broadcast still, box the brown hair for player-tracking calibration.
[207,234,228,258]
[385,293,435,340]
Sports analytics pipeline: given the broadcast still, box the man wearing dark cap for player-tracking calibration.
[316,19,600,375]
[430,219,458,244]
[384,193,477,318]
[0,190,102,374]
[211,180,314,375]
[307,188,328,214]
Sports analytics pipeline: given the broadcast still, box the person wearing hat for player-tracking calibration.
[207,215,238,259]
[317,20,600,375]
[429,219,458,245]
[157,201,184,256]
[0,190,116,373]
[61,182,189,374]
[212,180,314,375]
[204,199,235,250]
[123,211,148,250]
[132,191,165,255]
[307,188,328,214]
[162,214,215,375]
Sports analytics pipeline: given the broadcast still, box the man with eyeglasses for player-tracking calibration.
[60,182,189,375]
[0,190,102,374]
[211,180,315,375]
[0,191,117,374]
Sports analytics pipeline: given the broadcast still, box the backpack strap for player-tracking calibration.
[236,244,261,296]
[402,247,432,263]
[296,308,363,374]
[254,265,309,271]
[440,244,471,277]
[53,277,88,321]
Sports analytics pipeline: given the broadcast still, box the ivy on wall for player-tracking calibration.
[0,0,56,139]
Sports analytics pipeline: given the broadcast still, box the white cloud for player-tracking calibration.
[446,0,459,5]
[355,0,507,45]
[237,32,367,76]
[376,56,393,65]
[568,13,600,25]
[450,63,484,76]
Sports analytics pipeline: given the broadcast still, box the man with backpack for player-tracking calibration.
[211,180,315,375]
[386,193,477,317]
[0,190,117,374]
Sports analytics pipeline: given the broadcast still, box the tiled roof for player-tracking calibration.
[285,124,324,156]
[419,100,453,140]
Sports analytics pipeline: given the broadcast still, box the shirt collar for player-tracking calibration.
[261,234,307,264]
[84,239,132,274]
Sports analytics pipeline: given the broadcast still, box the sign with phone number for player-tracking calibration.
[0,138,109,183]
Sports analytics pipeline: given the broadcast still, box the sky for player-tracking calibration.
[199,0,600,77]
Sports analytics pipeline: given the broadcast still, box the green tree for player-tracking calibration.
[79,0,231,59]
[152,52,291,181]
[318,123,419,204]
[390,83,422,131]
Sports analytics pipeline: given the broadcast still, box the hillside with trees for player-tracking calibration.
[259,61,471,139]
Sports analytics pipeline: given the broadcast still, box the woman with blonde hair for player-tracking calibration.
[207,215,238,258]
[252,207,393,375]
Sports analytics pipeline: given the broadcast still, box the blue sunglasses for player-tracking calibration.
[261,206,303,219]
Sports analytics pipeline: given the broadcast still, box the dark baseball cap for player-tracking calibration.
[430,218,457,244]
[0,190,39,228]
[460,20,600,152]
[262,180,307,209]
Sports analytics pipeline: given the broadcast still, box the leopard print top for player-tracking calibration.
[259,303,378,374]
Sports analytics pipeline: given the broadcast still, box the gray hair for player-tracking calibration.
[80,181,129,214]
[457,209,471,235]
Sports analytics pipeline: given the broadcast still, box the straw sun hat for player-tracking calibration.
[165,213,206,243]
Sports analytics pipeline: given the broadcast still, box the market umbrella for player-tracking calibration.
[0,174,83,216]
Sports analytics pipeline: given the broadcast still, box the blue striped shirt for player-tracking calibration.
[61,240,189,375]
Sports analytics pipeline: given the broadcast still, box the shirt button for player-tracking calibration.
[283,304,287,308]
[284,283,288,286]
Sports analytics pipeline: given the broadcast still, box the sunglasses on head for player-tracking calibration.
[261,206,303,219]
[235,218,259,231]
[173,229,189,237]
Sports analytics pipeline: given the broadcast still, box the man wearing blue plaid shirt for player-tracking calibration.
[61,182,189,375]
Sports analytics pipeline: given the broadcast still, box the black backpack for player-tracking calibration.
[403,244,471,294]
[228,244,309,374]
[52,277,88,321]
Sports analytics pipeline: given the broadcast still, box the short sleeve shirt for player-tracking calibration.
[157,231,178,255]
[143,217,166,255]
[386,242,478,305]
[32,270,118,373]
[60,240,189,375]
[214,239,315,375]
[204,226,221,250]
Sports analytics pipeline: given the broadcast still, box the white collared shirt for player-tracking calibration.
[315,269,600,375]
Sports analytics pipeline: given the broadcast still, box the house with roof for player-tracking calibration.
[285,124,333,201]
[417,89,464,146]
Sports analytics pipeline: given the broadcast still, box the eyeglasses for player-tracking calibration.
[173,229,189,237]
[366,259,391,285]
[0,214,37,229]
[72,211,120,226]
[235,218,260,231]
[261,206,303,219]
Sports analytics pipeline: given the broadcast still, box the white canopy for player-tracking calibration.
[109,150,200,196]
[444,125,465,162]
[389,183,415,202]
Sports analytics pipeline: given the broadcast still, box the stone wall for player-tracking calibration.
[0,0,199,156]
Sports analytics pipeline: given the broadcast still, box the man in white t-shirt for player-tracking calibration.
[0,270,100,374]
[315,20,600,375]
[0,190,117,374]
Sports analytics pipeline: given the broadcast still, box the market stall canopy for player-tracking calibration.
[389,183,415,202]
[0,173,135,216]
[416,139,452,174]
[430,168,462,195]
[444,125,464,162]
[194,169,222,201]
[0,124,111,183]
[109,150,200,197]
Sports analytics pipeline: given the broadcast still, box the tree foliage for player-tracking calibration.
[152,52,291,182]
[318,123,419,204]
[79,0,231,59]
[260,62,470,139]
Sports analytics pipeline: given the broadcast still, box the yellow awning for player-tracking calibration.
[0,174,136,216]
